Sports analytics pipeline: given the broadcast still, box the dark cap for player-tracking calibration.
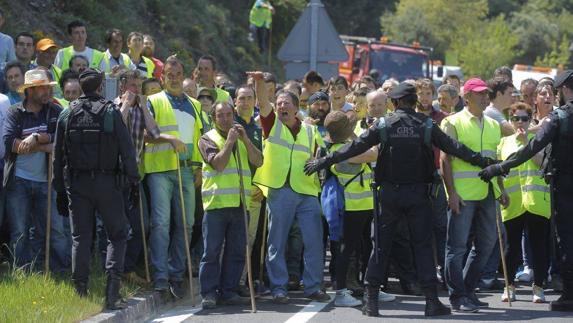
[79,68,104,93]
[554,70,573,88]
[308,91,330,106]
[387,82,417,99]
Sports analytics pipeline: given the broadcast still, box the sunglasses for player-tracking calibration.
[198,95,213,101]
[510,115,530,122]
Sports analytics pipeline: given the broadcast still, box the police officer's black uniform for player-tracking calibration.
[305,82,493,317]
[52,69,139,310]
[480,70,573,312]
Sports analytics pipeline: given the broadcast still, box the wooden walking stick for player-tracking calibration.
[235,145,257,313]
[138,192,151,283]
[495,203,511,307]
[176,154,196,306]
[492,183,511,307]
[259,208,268,286]
[45,154,53,274]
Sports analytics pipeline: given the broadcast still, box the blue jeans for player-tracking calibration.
[445,191,497,301]
[6,176,71,271]
[479,201,506,284]
[266,186,324,296]
[199,207,246,299]
[147,169,195,285]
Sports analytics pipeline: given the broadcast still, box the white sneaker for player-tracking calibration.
[501,285,516,302]
[378,290,396,302]
[533,284,546,303]
[335,289,362,307]
[516,266,534,282]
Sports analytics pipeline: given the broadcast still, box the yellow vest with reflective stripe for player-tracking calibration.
[330,143,373,211]
[101,52,132,74]
[61,46,104,70]
[143,91,203,173]
[519,134,550,218]
[141,56,155,79]
[253,117,322,196]
[249,2,272,28]
[498,135,526,221]
[447,112,501,201]
[498,133,551,220]
[201,129,251,211]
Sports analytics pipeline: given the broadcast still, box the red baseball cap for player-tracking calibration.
[463,78,488,93]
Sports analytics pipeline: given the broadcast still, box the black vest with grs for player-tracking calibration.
[377,111,434,184]
[65,97,119,172]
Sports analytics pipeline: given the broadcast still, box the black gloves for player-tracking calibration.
[478,164,507,182]
[304,157,332,176]
[471,154,499,169]
[56,192,69,217]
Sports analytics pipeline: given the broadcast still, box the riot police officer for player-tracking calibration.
[480,70,573,312]
[52,68,139,310]
[304,82,494,317]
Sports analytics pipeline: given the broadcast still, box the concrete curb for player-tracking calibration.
[82,278,200,323]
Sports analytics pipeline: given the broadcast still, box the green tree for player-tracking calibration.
[535,37,571,68]
[380,0,488,58]
[451,15,519,78]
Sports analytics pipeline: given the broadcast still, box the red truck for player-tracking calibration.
[339,35,433,84]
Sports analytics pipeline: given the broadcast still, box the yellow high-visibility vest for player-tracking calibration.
[143,91,203,174]
[446,111,501,201]
[329,143,373,211]
[201,129,251,211]
[498,133,550,221]
[253,117,322,196]
[61,46,104,70]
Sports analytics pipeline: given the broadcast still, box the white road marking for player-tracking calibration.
[150,306,202,323]
[284,292,334,323]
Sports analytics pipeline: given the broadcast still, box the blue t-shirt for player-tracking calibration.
[14,108,49,182]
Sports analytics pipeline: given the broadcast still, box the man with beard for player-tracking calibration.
[306,91,330,137]
[142,34,163,80]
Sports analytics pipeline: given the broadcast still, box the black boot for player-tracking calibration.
[550,279,573,312]
[362,285,380,317]
[105,276,127,310]
[74,281,88,297]
[347,258,364,297]
[424,287,451,317]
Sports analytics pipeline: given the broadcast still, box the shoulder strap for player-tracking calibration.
[377,117,387,150]
[556,108,569,135]
[423,117,433,147]
[103,103,115,133]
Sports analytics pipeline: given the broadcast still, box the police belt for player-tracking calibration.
[69,169,118,177]
[379,181,431,190]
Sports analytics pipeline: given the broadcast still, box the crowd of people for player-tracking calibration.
[1,9,573,317]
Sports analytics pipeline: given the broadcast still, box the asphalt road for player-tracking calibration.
[149,281,573,323]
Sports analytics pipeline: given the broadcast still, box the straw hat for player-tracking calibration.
[18,69,57,93]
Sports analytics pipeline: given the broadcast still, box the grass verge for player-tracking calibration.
[0,260,142,323]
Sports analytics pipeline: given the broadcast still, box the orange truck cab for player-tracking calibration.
[339,35,433,84]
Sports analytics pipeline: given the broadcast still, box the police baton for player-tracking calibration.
[45,153,53,274]
[370,181,380,264]
[235,143,257,313]
[490,182,511,307]
[138,192,151,283]
[176,152,196,306]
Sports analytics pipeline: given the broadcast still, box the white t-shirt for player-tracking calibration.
[484,105,508,126]
[54,47,95,69]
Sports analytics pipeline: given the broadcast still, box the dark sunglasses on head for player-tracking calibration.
[510,115,530,122]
